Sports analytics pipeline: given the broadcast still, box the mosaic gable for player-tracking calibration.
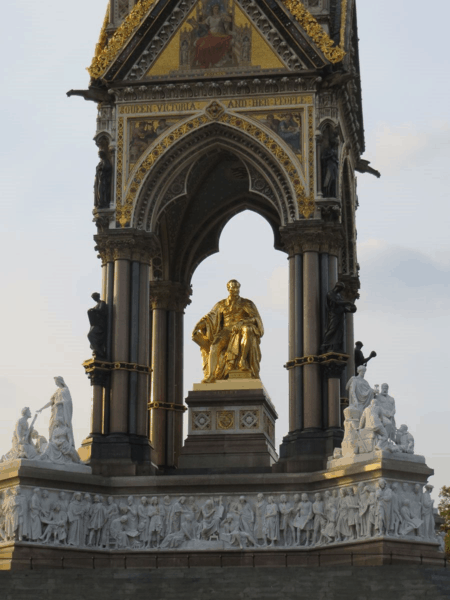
[146,0,288,78]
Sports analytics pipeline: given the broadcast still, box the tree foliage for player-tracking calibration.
[438,486,450,555]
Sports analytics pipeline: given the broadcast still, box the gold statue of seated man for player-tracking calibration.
[192,280,264,383]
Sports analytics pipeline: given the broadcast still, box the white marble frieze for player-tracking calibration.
[0,480,439,552]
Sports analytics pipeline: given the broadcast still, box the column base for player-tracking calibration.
[274,428,344,473]
[78,434,157,476]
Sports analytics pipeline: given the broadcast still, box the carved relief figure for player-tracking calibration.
[278,495,294,547]
[294,493,313,547]
[100,497,119,548]
[422,484,435,540]
[253,493,267,544]
[29,488,42,542]
[67,492,85,547]
[87,292,108,359]
[192,280,264,382]
[148,497,164,548]
[263,496,279,547]
[321,282,356,354]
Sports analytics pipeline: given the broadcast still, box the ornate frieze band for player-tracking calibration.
[0,478,439,552]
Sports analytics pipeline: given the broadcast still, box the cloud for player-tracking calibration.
[369,121,450,175]
[358,239,450,314]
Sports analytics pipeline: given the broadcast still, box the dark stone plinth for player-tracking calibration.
[0,538,444,571]
[79,434,156,476]
[275,429,344,473]
[178,384,278,472]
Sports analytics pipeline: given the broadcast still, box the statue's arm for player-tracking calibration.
[37,401,52,414]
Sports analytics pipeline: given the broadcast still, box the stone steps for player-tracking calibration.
[1,567,450,600]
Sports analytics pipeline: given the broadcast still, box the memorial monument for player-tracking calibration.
[0,0,448,596]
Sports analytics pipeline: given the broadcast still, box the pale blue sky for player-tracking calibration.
[0,1,448,496]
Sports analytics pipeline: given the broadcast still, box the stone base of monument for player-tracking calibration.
[178,379,278,471]
[0,449,443,571]
[0,537,443,571]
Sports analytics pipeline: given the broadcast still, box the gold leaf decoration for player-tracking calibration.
[280,0,346,64]
[94,5,110,59]
[88,0,158,79]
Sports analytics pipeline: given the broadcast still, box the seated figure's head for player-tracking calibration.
[357,366,366,377]
[227,280,241,297]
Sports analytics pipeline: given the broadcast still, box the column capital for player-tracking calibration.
[95,230,160,265]
[339,274,361,301]
[150,281,192,312]
[280,221,344,256]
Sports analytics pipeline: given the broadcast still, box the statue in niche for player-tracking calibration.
[94,150,112,209]
[192,280,264,382]
[321,131,339,198]
[321,282,357,354]
[87,292,108,359]
[354,341,377,374]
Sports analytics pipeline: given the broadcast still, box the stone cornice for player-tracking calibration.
[150,281,192,312]
[280,221,344,256]
[95,230,159,264]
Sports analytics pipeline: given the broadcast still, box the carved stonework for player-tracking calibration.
[149,281,192,312]
[280,222,344,256]
[95,231,159,265]
[192,411,212,431]
[239,410,259,430]
[0,476,438,551]
[216,411,235,431]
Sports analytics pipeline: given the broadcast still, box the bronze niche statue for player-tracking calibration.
[87,292,108,359]
[192,280,264,383]
[320,282,357,354]
[94,150,112,209]
[354,341,377,374]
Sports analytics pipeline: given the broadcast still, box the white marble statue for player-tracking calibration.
[37,377,79,465]
[395,424,415,454]
[375,383,396,440]
[0,482,441,552]
[346,366,374,414]
[358,398,398,453]
[1,408,40,462]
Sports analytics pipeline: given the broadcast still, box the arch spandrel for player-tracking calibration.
[115,101,315,229]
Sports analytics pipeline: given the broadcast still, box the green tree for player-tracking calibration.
[438,486,450,555]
